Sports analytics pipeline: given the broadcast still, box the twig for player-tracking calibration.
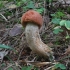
[43,0,46,16]
[45,65,55,70]
[17,48,23,61]
[0,13,8,22]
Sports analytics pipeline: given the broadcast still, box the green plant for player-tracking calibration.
[15,0,44,14]
[51,17,70,39]
[34,8,44,14]
[4,11,12,16]
[51,11,65,18]
[21,65,39,70]
[8,67,13,70]
[53,26,63,34]
[0,44,12,49]
[0,1,4,9]
[52,18,70,31]
[0,44,16,52]
[67,7,70,14]
[26,1,35,9]
[21,65,33,70]
[53,63,66,70]
[16,0,27,7]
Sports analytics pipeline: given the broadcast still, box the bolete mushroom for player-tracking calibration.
[21,10,53,58]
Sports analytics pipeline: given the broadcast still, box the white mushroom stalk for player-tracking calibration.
[25,23,53,57]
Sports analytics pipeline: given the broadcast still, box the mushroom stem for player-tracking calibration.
[25,23,53,57]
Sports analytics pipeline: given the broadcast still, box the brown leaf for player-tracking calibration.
[65,46,70,55]
[9,24,23,36]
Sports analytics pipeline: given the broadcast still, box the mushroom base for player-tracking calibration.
[25,23,53,58]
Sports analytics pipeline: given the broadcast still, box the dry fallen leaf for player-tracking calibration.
[8,4,17,9]
[9,24,23,36]
[0,50,8,62]
[64,46,70,54]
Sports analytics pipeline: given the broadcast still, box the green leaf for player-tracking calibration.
[21,65,33,70]
[27,1,35,9]
[34,67,39,70]
[50,14,56,17]
[65,20,70,30]
[16,2,21,6]
[54,63,66,70]
[1,63,6,67]
[34,8,44,14]
[53,26,63,34]
[0,2,4,9]
[21,0,27,2]
[0,44,12,49]
[8,67,13,70]
[51,18,61,24]
[49,0,53,3]
[55,11,65,18]
[65,35,70,39]
[59,20,66,26]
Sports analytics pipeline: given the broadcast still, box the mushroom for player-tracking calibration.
[21,10,53,58]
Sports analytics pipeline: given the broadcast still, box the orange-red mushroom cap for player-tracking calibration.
[21,10,43,28]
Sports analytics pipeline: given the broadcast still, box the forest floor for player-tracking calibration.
[0,0,70,70]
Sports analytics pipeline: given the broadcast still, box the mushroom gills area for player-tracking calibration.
[25,23,53,57]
